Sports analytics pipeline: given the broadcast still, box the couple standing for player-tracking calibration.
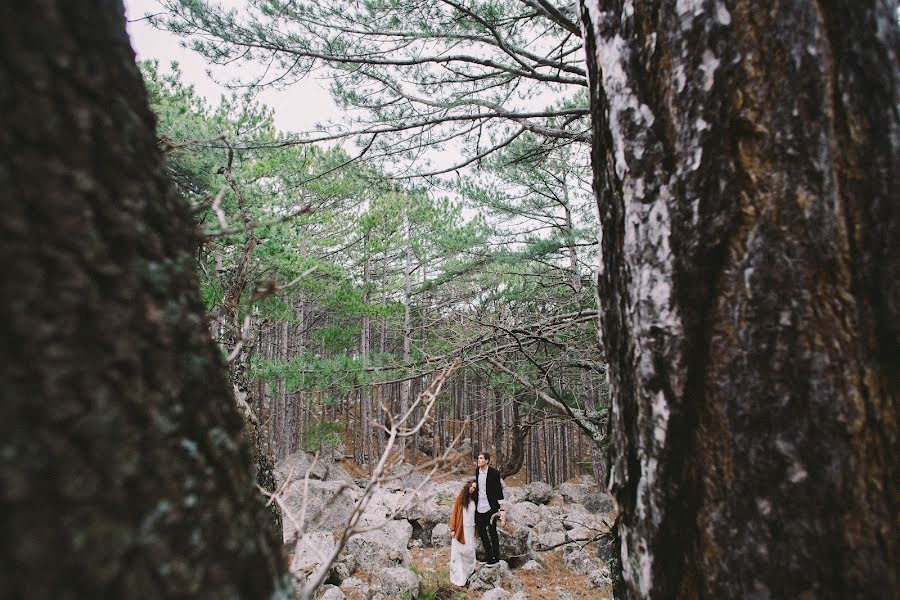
[448,451,505,587]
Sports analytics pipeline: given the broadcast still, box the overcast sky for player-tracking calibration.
[123,0,339,134]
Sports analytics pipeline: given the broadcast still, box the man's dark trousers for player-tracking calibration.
[475,507,500,563]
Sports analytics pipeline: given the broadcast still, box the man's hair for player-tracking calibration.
[478,451,491,463]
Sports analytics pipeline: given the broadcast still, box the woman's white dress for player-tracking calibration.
[449,500,477,586]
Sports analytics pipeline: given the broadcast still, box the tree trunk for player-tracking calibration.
[0,2,288,597]
[578,0,897,597]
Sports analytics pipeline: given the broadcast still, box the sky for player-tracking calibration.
[123,0,339,134]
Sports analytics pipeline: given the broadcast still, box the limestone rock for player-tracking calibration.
[516,482,554,505]
[583,491,615,514]
[344,520,412,568]
[482,588,511,600]
[290,531,336,572]
[497,525,530,566]
[587,567,612,588]
[431,523,452,547]
[339,577,370,600]
[326,553,357,585]
[558,482,591,505]
[556,588,577,600]
[281,479,360,542]
[563,544,601,576]
[507,501,541,528]
[277,451,329,484]
[317,584,345,600]
[468,561,513,592]
[377,567,420,598]
[529,530,565,551]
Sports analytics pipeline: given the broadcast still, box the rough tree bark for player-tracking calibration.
[578,0,897,597]
[0,1,288,597]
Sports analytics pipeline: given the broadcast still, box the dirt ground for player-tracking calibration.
[410,545,613,600]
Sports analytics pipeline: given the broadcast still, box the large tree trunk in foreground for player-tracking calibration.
[0,1,287,597]
[578,0,897,597]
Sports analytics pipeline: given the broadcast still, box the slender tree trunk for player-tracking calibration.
[0,2,287,597]
[578,0,897,597]
[399,210,413,462]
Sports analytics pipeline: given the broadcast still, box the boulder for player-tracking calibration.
[339,577,371,600]
[558,482,592,505]
[431,523,452,547]
[277,451,329,484]
[358,488,413,527]
[290,531,336,572]
[529,530,565,551]
[583,491,615,514]
[536,506,565,533]
[513,482,553,505]
[281,479,361,541]
[497,525,530,566]
[344,520,412,569]
[468,561,514,592]
[556,588,577,600]
[377,567,420,598]
[387,463,427,490]
[563,544,601,576]
[587,567,612,588]
[326,553,357,586]
[317,585,345,600]
[519,560,543,570]
[482,588,511,600]
[506,501,541,528]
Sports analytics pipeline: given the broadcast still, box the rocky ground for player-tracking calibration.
[277,448,615,600]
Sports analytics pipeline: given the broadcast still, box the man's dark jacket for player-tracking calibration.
[474,466,504,512]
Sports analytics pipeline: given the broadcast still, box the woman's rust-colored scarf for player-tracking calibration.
[449,495,478,544]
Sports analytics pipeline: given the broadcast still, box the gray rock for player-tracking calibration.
[508,593,529,600]
[482,588,511,600]
[563,544,600,576]
[498,526,530,566]
[339,577,370,600]
[391,463,428,490]
[326,554,357,585]
[558,482,592,505]
[587,567,612,588]
[556,587,577,600]
[536,506,565,533]
[344,520,412,568]
[583,491,615,514]
[529,530,565,551]
[519,560,543,570]
[318,585,345,600]
[431,523,452,547]
[507,501,541,528]
[520,482,554,504]
[277,451,329,484]
[281,480,360,541]
[377,567,420,598]
[468,561,512,592]
[290,531,336,571]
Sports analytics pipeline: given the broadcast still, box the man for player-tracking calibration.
[473,451,505,565]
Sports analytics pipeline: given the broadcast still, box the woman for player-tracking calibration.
[448,479,479,586]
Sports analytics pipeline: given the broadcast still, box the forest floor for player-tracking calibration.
[410,545,611,599]
[325,449,613,599]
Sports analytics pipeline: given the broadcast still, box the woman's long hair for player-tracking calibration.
[458,479,477,507]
